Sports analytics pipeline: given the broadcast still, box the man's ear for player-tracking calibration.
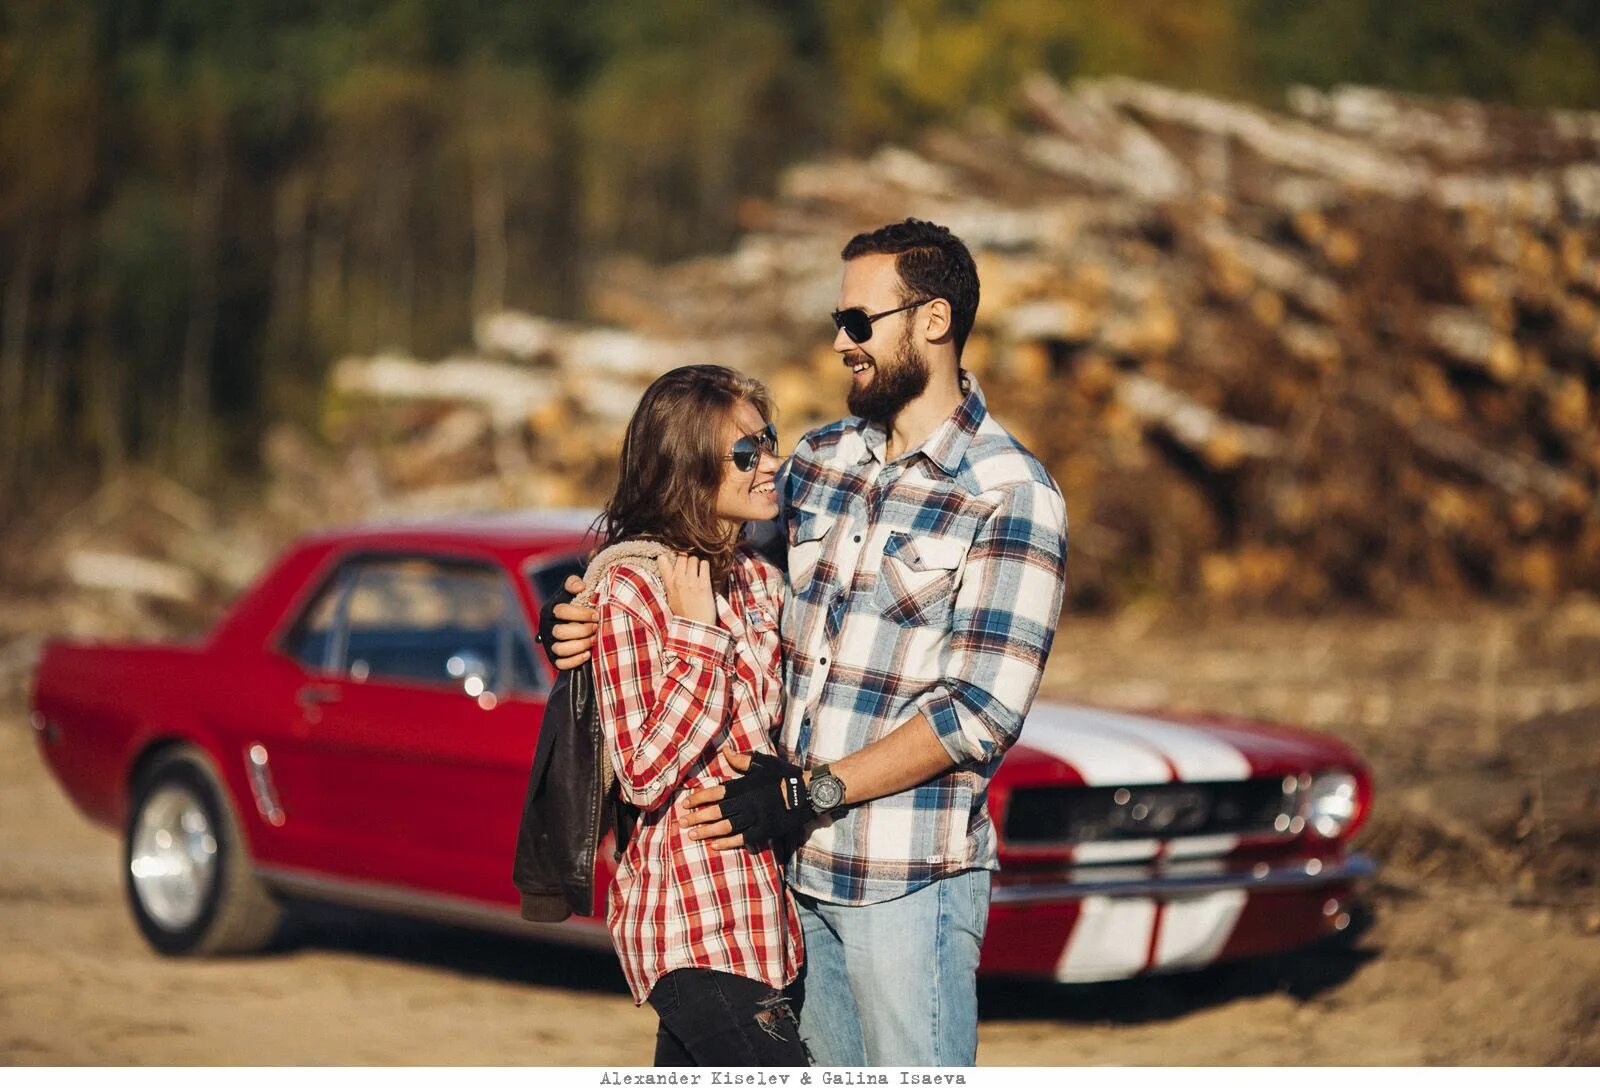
[922,298,953,344]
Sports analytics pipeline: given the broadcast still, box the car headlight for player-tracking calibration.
[1305,771,1360,839]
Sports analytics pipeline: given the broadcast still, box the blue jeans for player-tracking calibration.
[792,868,990,1066]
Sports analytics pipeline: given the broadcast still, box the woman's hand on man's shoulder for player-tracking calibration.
[656,553,718,627]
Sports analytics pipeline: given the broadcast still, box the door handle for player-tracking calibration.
[296,684,341,708]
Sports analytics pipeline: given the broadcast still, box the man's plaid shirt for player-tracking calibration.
[777,372,1068,905]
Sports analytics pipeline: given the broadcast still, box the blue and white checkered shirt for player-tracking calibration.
[776,372,1068,905]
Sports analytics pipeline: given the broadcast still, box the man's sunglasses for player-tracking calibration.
[723,423,779,472]
[830,299,934,344]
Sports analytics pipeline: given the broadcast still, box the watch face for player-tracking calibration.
[810,775,845,812]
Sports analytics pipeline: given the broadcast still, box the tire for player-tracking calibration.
[124,745,283,955]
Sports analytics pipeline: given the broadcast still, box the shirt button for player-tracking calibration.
[853,535,861,543]
[819,657,828,666]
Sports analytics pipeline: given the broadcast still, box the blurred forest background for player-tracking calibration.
[4,0,1600,494]
[2,0,1599,611]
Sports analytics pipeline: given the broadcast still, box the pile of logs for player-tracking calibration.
[0,468,283,692]
[324,75,1600,609]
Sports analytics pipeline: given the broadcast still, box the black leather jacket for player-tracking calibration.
[511,657,618,922]
[512,545,676,922]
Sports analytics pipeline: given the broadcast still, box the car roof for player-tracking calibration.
[300,508,600,553]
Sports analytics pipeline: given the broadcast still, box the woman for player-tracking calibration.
[584,364,806,1066]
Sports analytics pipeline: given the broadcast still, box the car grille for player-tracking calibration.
[1003,779,1293,845]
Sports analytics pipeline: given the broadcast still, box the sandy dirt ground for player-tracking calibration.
[4,601,1600,1066]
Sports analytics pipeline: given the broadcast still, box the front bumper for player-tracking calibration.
[980,853,1376,982]
[991,852,1377,904]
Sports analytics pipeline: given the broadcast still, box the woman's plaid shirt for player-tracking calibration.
[777,373,1068,905]
[592,550,802,1004]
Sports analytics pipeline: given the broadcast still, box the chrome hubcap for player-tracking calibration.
[130,784,219,930]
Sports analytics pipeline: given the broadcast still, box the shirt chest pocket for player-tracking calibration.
[787,509,835,597]
[740,604,783,680]
[874,532,967,628]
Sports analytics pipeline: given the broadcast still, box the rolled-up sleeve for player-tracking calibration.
[593,571,735,810]
[916,481,1068,764]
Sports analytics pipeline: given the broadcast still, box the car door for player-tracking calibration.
[268,552,551,903]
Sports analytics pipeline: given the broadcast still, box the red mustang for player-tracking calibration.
[30,512,1374,981]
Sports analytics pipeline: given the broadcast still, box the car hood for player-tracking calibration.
[1006,701,1364,787]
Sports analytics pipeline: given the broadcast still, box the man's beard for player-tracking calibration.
[846,324,930,424]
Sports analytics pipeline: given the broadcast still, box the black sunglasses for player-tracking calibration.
[831,299,934,344]
[722,423,779,472]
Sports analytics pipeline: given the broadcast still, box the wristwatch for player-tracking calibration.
[806,764,847,814]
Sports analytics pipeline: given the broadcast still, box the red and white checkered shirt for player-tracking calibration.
[592,547,802,1005]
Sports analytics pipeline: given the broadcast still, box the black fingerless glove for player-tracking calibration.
[536,584,578,666]
[719,752,816,845]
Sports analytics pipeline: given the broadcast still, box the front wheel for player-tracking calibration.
[124,746,283,955]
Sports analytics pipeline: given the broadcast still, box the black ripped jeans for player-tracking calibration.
[646,968,810,1066]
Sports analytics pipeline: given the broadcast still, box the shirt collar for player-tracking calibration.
[854,369,986,478]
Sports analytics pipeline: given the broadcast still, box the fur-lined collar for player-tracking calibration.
[576,539,676,606]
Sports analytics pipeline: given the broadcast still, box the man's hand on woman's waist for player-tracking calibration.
[679,717,959,852]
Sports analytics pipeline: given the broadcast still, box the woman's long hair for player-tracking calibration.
[597,365,774,586]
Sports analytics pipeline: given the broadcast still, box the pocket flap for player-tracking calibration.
[884,532,965,571]
[788,508,833,546]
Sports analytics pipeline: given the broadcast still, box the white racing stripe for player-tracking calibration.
[1164,833,1241,859]
[1021,704,1260,981]
[1069,705,1254,783]
[1020,705,1173,785]
[1055,895,1157,982]
[1155,889,1249,970]
[1054,888,1252,981]
[1072,841,1161,865]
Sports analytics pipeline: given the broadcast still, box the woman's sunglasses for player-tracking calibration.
[723,423,779,472]
[830,299,933,344]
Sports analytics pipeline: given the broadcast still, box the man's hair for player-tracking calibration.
[599,365,773,586]
[841,218,980,357]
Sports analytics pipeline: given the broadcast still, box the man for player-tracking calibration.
[544,219,1068,1066]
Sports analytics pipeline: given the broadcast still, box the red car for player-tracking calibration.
[30,512,1375,981]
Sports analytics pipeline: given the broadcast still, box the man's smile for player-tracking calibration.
[845,351,875,381]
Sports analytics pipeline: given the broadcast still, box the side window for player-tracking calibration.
[342,559,506,689]
[508,610,542,693]
[524,552,586,685]
[285,553,546,695]
[289,574,345,670]
[527,553,586,610]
